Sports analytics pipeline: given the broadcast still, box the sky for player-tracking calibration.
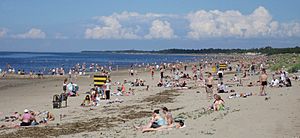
[0,0,300,52]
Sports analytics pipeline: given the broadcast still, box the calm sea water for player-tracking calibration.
[0,52,203,73]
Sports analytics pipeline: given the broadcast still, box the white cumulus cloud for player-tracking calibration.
[187,6,300,39]
[86,7,300,40]
[145,19,177,39]
[85,16,140,39]
[14,28,46,39]
[93,11,178,22]
[278,22,300,37]
[86,11,180,39]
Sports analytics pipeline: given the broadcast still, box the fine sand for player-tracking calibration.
[0,66,299,138]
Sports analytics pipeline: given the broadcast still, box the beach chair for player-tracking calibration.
[60,93,68,107]
[52,94,61,108]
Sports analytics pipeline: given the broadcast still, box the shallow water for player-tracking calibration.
[0,52,202,73]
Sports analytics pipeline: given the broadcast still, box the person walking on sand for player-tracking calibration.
[160,67,164,79]
[259,68,268,96]
[205,72,214,99]
[63,78,68,93]
[104,80,111,100]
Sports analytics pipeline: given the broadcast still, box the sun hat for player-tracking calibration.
[24,109,29,113]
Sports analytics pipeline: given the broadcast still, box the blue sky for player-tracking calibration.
[0,0,300,52]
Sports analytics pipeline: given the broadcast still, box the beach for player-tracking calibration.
[0,57,299,138]
[1,1,300,137]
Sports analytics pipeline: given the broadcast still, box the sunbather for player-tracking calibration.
[162,107,173,127]
[19,109,33,126]
[141,119,185,133]
[135,109,166,131]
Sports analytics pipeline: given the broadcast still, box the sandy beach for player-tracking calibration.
[0,59,299,138]
[1,0,300,137]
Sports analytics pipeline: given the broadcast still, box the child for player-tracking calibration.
[210,94,225,111]
[81,95,91,106]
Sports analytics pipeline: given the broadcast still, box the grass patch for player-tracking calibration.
[268,54,300,73]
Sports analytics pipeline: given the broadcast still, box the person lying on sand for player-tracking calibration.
[228,74,239,82]
[135,109,166,131]
[141,119,185,133]
[3,112,20,122]
[113,86,123,96]
[39,111,55,124]
[46,112,55,121]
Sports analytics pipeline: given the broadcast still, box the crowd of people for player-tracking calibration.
[1,54,299,136]
[0,63,113,78]
[1,109,55,128]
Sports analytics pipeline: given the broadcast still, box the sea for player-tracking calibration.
[0,52,206,74]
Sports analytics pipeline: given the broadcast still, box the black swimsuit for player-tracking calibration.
[207,84,213,88]
[261,81,267,86]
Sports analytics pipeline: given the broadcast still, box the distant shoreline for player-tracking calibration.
[1,46,299,55]
[81,46,300,55]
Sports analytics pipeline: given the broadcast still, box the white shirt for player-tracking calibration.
[271,79,279,86]
[219,84,226,91]
[217,71,223,77]
[105,82,111,91]
[280,73,286,81]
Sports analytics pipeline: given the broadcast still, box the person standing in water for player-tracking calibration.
[259,68,268,96]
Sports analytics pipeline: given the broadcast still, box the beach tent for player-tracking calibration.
[94,75,108,87]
